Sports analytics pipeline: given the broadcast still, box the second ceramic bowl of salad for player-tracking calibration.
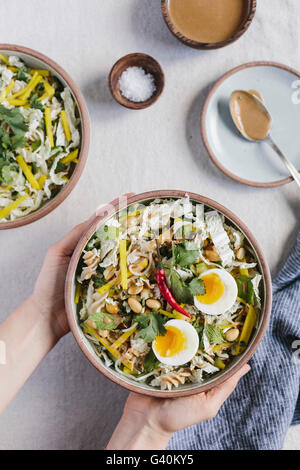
[65,190,272,398]
[0,44,90,229]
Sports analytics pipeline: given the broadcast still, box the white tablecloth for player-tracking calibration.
[0,0,299,450]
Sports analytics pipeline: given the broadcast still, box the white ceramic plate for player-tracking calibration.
[201,62,300,187]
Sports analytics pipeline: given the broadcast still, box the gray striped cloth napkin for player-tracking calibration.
[169,232,300,450]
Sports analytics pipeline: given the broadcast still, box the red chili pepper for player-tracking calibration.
[155,240,191,319]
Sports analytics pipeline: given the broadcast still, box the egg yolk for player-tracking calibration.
[154,326,186,357]
[196,272,224,305]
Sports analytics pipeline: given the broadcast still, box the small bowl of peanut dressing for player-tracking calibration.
[161,0,256,50]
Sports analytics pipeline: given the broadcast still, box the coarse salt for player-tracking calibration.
[118,66,156,102]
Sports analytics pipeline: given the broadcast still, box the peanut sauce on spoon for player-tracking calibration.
[230,90,271,141]
[168,0,249,43]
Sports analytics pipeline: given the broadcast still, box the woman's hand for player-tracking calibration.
[32,218,94,341]
[107,364,250,450]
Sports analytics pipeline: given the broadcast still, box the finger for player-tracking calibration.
[206,364,250,410]
[55,220,93,256]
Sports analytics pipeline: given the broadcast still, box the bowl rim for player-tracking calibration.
[0,43,90,230]
[65,190,272,398]
[201,61,300,188]
[161,0,257,50]
[108,52,165,110]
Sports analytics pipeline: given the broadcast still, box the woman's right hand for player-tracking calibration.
[107,364,250,450]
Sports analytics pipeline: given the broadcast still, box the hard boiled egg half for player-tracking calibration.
[194,268,238,316]
[152,319,199,366]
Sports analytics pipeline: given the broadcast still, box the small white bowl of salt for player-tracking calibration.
[109,53,165,109]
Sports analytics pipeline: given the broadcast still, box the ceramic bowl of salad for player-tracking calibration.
[0,44,90,229]
[65,190,272,398]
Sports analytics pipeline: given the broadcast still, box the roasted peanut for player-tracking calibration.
[146,299,162,310]
[106,302,120,315]
[204,247,221,262]
[140,287,151,300]
[85,318,96,329]
[225,328,240,342]
[128,297,143,314]
[128,284,143,295]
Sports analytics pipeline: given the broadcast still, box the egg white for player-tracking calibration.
[194,268,238,316]
[152,319,199,366]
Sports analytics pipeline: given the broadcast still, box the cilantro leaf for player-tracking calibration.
[17,67,30,82]
[88,312,118,331]
[29,93,44,111]
[136,313,166,342]
[170,269,194,304]
[143,350,160,373]
[205,324,226,345]
[173,241,199,267]
[188,278,205,295]
[31,139,41,151]
[236,275,254,305]
[11,134,27,150]
[0,105,29,135]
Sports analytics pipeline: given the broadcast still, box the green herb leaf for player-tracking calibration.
[1,165,17,184]
[88,312,118,331]
[29,93,44,111]
[0,105,29,135]
[188,278,205,295]
[205,324,226,345]
[11,134,27,150]
[170,269,194,305]
[236,275,254,305]
[173,241,199,267]
[136,313,166,342]
[93,272,106,288]
[31,139,41,151]
[17,67,30,82]
[143,350,160,373]
[55,161,67,173]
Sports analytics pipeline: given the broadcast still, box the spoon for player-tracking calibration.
[230,90,300,188]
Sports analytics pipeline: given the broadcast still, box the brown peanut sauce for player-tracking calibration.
[230,90,271,141]
[168,0,249,43]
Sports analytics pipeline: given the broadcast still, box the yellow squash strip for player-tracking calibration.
[239,258,249,277]
[97,259,148,295]
[111,326,137,350]
[60,110,72,141]
[44,107,54,147]
[0,80,15,103]
[214,358,226,369]
[83,324,137,373]
[236,305,257,355]
[60,149,79,165]
[11,72,40,100]
[0,53,9,65]
[37,80,55,102]
[38,174,47,190]
[30,69,50,77]
[16,155,40,190]
[237,296,247,305]
[2,185,12,192]
[159,309,186,321]
[212,342,231,352]
[0,193,29,220]
[7,98,28,107]
[21,74,42,100]
[119,240,128,290]
[74,284,81,304]
[8,66,18,73]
